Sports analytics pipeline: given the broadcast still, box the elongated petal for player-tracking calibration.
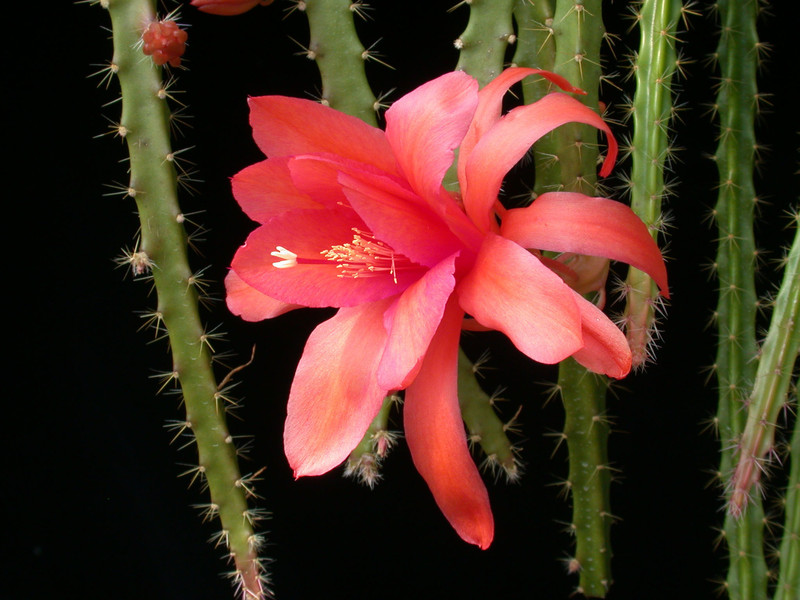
[232,157,323,224]
[404,300,494,549]
[248,96,398,175]
[384,71,478,204]
[463,93,618,233]
[338,169,464,267]
[377,254,458,390]
[231,208,422,308]
[571,292,632,379]
[285,301,392,477]
[225,270,300,321]
[501,192,669,297]
[457,234,583,364]
[458,67,583,196]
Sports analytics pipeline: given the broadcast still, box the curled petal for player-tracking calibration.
[501,192,669,297]
[385,71,478,205]
[225,270,300,321]
[377,254,458,390]
[404,300,494,549]
[458,67,584,197]
[463,93,618,234]
[285,301,392,477]
[571,293,632,379]
[457,234,583,364]
[248,96,398,175]
[232,157,323,224]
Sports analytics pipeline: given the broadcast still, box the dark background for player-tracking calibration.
[6,1,797,599]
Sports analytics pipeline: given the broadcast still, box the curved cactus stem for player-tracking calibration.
[454,0,516,89]
[729,226,799,517]
[102,1,267,597]
[622,0,681,369]
[302,0,379,125]
[711,1,768,598]
[457,349,521,482]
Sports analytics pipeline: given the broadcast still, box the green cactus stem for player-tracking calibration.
[622,0,681,369]
[515,1,614,594]
[711,1,767,597]
[457,349,521,482]
[555,359,613,596]
[300,0,379,125]
[454,0,516,89]
[344,394,399,487]
[101,1,267,597]
[775,412,800,600]
[512,0,557,107]
[728,226,799,518]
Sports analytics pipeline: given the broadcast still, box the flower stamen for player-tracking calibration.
[322,228,407,283]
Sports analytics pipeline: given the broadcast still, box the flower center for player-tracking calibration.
[271,228,413,284]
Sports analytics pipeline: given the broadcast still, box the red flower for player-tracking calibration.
[190,0,273,16]
[226,68,669,549]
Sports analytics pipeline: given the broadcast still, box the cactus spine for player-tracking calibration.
[100,1,267,597]
[711,0,767,597]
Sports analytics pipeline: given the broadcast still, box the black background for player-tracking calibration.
[6,1,797,599]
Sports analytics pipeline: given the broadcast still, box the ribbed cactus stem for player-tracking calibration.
[103,1,266,597]
[302,0,378,124]
[557,358,612,597]
[622,0,680,369]
[712,1,767,597]
[729,227,799,517]
[512,0,556,106]
[775,414,800,600]
[457,349,520,481]
[454,0,516,88]
[549,0,604,195]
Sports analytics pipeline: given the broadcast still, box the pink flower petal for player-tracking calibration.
[377,254,459,390]
[458,67,584,198]
[248,96,398,175]
[462,93,618,233]
[501,192,669,297]
[225,270,300,321]
[384,71,478,205]
[404,300,494,549]
[285,301,392,477]
[457,234,583,364]
[571,292,632,379]
[231,208,423,308]
[232,157,323,224]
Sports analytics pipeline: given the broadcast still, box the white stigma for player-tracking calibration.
[271,246,298,269]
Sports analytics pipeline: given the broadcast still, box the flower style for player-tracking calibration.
[226,68,669,549]
[190,0,273,17]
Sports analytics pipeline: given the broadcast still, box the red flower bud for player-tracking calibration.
[141,20,188,68]
[190,0,274,16]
